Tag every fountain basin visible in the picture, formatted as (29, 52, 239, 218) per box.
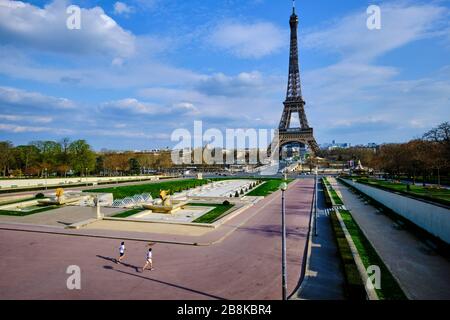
(142, 200, 188, 214)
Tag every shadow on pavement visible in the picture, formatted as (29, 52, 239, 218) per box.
(97, 255, 140, 273)
(237, 224, 308, 239)
(112, 269, 226, 300)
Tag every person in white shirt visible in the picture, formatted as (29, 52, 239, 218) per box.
(117, 241, 126, 264)
(142, 248, 153, 272)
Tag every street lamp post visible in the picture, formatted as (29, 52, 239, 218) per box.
(314, 165, 318, 236)
(44, 168, 48, 190)
(280, 181, 288, 300)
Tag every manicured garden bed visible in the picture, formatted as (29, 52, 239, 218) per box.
(329, 210, 366, 300)
(87, 179, 208, 199)
(112, 208, 145, 218)
(322, 177, 344, 206)
(0, 197, 36, 206)
(0, 205, 61, 217)
(246, 179, 293, 197)
(190, 203, 235, 223)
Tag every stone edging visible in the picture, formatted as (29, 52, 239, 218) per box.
(334, 210, 379, 300)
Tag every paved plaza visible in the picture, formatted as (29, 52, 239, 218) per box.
(0, 179, 314, 300)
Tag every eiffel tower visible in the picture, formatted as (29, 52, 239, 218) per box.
(277, 1, 319, 155)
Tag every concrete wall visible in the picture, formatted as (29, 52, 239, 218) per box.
(0, 176, 161, 189)
(343, 179, 450, 245)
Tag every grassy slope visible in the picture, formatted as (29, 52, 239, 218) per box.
(323, 178, 344, 205)
(359, 178, 450, 205)
(330, 211, 366, 299)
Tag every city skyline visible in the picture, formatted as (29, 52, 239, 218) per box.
(1, 0, 449, 150)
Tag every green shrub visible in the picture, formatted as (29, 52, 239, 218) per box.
(35, 193, 45, 199)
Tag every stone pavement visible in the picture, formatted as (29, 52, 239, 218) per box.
(329, 177, 450, 300)
(0, 179, 314, 300)
(293, 179, 345, 300)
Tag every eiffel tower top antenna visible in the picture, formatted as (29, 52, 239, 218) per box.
(292, 0, 295, 13)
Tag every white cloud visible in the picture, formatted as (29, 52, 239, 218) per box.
(0, 123, 47, 133)
(196, 71, 281, 97)
(100, 98, 159, 115)
(0, 114, 53, 123)
(0, 86, 76, 110)
(113, 2, 134, 16)
(209, 22, 287, 58)
(0, 46, 201, 89)
(100, 98, 199, 116)
(0, 0, 136, 58)
(0, 123, 72, 134)
(298, 2, 450, 144)
(303, 2, 449, 62)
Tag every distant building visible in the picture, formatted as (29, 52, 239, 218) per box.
(321, 140, 351, 150)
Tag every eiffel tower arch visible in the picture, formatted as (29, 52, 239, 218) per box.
(274, 2, 319, 158)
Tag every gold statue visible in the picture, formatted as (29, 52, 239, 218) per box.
(159, 190, 172, 207)
(55, 188, 64, 203)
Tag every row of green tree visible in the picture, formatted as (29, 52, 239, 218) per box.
(0, 138, 178, 177)
(0, 139, 96, 177)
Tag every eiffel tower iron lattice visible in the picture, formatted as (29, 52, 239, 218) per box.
(276, 2, 319, 155)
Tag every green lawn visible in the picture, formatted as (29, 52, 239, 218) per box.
(112, 208, 145, 218)
(246, 179, 293, 197)
(356, 178, 450, 206)
(190, 203, 235, 223)
(0, 205, 60, 217)
(339, 209, 407, 300)
(330, 210, 366, 299)
(0, 197, 36, 206)
(86, 179, 208, 199)
(323, 178, 344, 206)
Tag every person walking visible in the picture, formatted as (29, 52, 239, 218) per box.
(142, 247, 153, 272)
(117, 241, 126, 264)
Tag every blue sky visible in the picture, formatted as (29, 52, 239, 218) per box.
(0, 0, 449, 150)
